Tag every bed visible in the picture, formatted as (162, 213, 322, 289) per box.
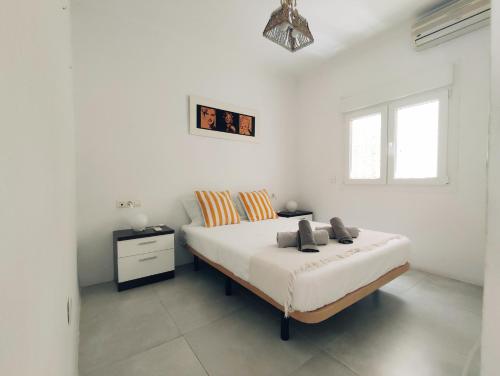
(182, 217, 410, 340)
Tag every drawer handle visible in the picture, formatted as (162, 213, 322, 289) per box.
(138, 240, 157, 246)
(138, 256, 158, 262)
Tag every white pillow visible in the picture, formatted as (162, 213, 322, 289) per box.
(181, 195, 204, 225)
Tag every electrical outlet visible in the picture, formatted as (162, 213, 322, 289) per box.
(116, 200, 142, 208)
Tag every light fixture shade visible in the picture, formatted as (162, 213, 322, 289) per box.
(129, 213, 148, 232)
(263, 0, 314, 52)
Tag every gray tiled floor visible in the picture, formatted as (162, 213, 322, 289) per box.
(79, 265, 483, 376)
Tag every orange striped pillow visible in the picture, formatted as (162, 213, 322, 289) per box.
(195, 191, 241, 228)
(238, 190, 278, 222)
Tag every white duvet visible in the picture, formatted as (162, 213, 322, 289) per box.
(182, 218, 410, 313)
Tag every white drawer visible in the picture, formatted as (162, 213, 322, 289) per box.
(117, 234, 174, 258)
(118, 249, 174, 283)
(294, 214, 313, 221)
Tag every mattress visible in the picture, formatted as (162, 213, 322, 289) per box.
(182, 218, 410, 313)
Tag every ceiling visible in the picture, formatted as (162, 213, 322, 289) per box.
(74, 0, 448, 76)
(254, 0, 446, 74)
(292, 0, 444, 56)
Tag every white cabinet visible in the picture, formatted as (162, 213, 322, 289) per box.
(113, 227, 175, 291)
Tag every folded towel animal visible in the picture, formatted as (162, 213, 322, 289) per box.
(315, 226, 359, 240)
(330, 217, 353, 244)
(277, 230, 329, 248)
(297, 220, 320, 252)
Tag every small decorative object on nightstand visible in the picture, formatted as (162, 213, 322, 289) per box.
(285, 200, 298, 212)
(277, 210, 313, 221)
(113, 225, 175, 291)
(129, 213, 148, 232)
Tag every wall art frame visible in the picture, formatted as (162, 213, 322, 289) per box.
(189, 95, 258, 143)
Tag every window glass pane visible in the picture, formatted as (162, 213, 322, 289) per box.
(394, 100, 439, 179)
(350, 113, 381, 180)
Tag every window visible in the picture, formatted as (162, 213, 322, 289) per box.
(346, 106, 387, 184)
(345, 88, 449, 185)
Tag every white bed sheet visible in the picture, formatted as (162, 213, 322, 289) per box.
(182, 218, 410, 312)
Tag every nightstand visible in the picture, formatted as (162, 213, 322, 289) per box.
(277, 210, 314, 221)
(113, 226, 175, 291)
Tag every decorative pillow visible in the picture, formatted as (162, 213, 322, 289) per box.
(181, 195, 205, 225)
(233, 195, 249, 220)
(238, 189, 278, 222)
(195, 190, 241, 227)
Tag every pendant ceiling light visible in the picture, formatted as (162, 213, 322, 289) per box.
(263, 0, 314, 53)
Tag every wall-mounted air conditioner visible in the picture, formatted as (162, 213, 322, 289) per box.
(412, 0, 491, 50)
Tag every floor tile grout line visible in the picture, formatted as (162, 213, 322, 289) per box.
(292, 323, 362, 374)
(292, 324, 330, 357)
(155, 290, 184, 335)
(154, 280, 251, 336)
(80, 290, 182, 374)
(394, 277, 428, 297)
(80, 335, 184, 375)
(183, 335, 212, 376)
(320, 349, 362, 376)
(283, 342, 323, 376)
(397, 279, 484, 317)
(151, 266, 242, 375)
(179, 301, 248, 336)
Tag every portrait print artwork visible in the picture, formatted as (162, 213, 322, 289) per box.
(190, 96, 258, 142)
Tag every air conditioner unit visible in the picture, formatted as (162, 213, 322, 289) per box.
(412, 0, 491, 50)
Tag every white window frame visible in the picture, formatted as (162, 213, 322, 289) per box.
(344, 88, 449, 185)
(388, 88, 449, 185)
(344, 105, 388, 185)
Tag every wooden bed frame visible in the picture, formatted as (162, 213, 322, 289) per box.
(187, 245, 409, 340)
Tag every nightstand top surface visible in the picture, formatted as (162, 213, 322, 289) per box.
(277, 210, 313, 217)
(113, 225, 174, 242)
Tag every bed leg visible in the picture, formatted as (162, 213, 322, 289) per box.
(373, 289, 380, 306)
(225, 277, 232, 296)
(193, 255, 200, 271)
(281, 315, 290, 341)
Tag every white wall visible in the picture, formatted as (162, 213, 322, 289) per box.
(73, 1, 491, 288)
(481, 1, 500, 374)
(0, 1, 79, 375)
(295, 24, 490, 285)
(73, 0, 299, 286)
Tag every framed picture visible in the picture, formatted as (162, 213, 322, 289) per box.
(189, 95, 258, 142)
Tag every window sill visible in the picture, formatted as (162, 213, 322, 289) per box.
(344, 176, 450, 186)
